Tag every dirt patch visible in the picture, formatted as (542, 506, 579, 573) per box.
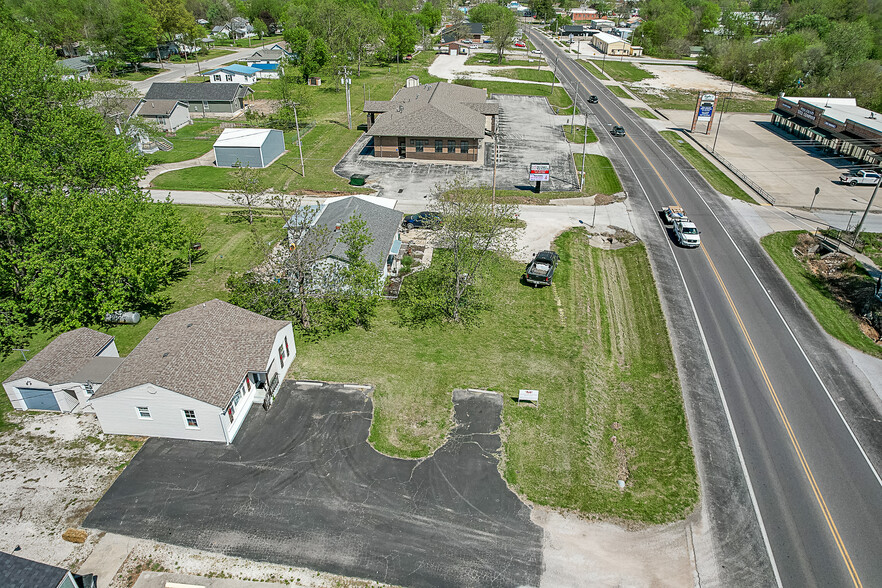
(247, 99, 280, 116)
(631, 64, 758, 96)
(0, 412, 143, 570)
(533, 506, 692, 587)
(594, 192, 627, 206)
(794, 233, 882, 344)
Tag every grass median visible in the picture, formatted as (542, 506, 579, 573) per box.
(495, 68, 558, 83)
(563, 125, 598, 143)
(465, 52, 535, 66)
(574, 154, 623, 195)
(607, 85, 631, 99)
(761, 231, 882, 359)
(577, 60, 609, 80)
(295, 229, 698, 523)
(591, 60, 653, 83)
(659, 131, 755, 203)
(633, 108, 658, 119)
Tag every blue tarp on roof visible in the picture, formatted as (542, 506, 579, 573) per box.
(205, 64, 261, 75)
(250, 63, 278, 71)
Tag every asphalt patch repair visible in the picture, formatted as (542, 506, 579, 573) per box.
(84, 383, 542, 587)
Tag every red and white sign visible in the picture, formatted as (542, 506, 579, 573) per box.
(529, 163, 550, 182)
(518, 389, 539, 402)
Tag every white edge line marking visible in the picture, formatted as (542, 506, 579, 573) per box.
(636, 101, 882, 492)
(534, 35, 785, 585)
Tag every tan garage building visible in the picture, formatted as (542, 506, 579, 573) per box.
(591, 32, 643, 56)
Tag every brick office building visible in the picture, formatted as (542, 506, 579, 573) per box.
(364, 82, 498, 162)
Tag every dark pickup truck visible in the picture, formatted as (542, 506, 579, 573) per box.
(524, 250, 560, 287)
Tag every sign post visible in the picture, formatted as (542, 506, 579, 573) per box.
(529, 162, 550, 193)
(690, 92, 717, 134)
(518, 389, 539, 407)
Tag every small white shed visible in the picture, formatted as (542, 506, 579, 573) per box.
(213, 127, 286, 168)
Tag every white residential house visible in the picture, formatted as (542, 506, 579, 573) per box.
(91, 299, 295, 443)
(2, 328, 122, 413)
(204, 64, 260, 85)
(132, 99, 192, 132)
(244, 49, 291, 79)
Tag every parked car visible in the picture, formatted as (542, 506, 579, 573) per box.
(531, 49, 542, 54)
(839, 170, 881, 186)
(402, 211, 442, 229)
(587, 95, 598, 104)
(515, 42, 526, 48)
(404, 54, 413, 61)
(611, 126, 626, 137)
(524, 250, 560, 287)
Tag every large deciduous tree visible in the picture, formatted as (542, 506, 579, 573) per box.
(0, 25, 187, 355)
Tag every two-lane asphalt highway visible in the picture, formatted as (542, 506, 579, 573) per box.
(526, 30, 882, 586)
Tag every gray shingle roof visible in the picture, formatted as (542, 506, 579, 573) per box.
(93, 300, 290, 408)
(441, 21, 483, 42)
(366, 82, 494, 139)
(0, 550, 70, 588)
(70, 356, 125, 384)
(3, 328, 114, 386)
(247, 49, 288, 61)
(58, 56, 95, 73)
(311, 197, 403, 270)
(144, 82, 251, 103)
(135, 99, 186, 117)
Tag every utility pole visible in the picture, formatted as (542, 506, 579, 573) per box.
(853, 176, 882, 246)
(293, 102, 305, 177)
(341, 67, 352, 130)
(580, 110, 589, 192)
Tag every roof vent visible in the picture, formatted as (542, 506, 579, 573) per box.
(162, 352, 169, 358)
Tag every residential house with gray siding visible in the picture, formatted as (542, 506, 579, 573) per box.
(132, 99, 192, 132)
(144, 82, 252, 117)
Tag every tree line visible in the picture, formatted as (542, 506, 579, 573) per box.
(633, 0, 882, 111)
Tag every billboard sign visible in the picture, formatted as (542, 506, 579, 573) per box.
(529, 162, 550, 182)
(696, 93, 716, 122)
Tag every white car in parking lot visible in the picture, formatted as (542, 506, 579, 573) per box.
(839, 170, 881, 186)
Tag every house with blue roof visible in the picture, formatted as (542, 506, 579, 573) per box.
(205, 64, 261, 85)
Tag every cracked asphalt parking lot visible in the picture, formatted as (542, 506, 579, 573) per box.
(84, 383, 543, 587)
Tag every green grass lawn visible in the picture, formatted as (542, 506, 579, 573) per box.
(577, 60, 610, 80)
(633, 108, 658, 119)
(465, 52, 535, 66)
(607, 85, 631, 99)
(110, 67, 162, 81)
(0, 204, 282, 429)
(591, 60, 653, 83)
(216, 35, 285, 49)
(563, 124, 598, 143)
(151, 124, 365, 193)
(631, 87, 776, 112)
(495, 68, 558, 83)
(295, 229, 698, 523)
(574, 154, 623, 195)
(455, 79, 577, 114)
(146, 119, 224, 164)
(762, 231, 882, 359)
(659, 131, 755, 204)
(168, 49, 235, 63)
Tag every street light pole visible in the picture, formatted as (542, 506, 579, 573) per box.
(853, 176, 882, 246)
(293, 103, 305, 177)
(711, 71, 737, 153)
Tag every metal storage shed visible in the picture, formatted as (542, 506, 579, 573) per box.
(213, 128, 286, 168)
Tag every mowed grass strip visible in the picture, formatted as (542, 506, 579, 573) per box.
(148, 119, 224, 164)
(577, 59, 609, 79)
(592, 60, 653, 83)
(633, 108, 658, 119)
(495, 68, 558, 83)
(295, 229, 698, 522)
(607, 85, 631, 99)
(574, 154, 623, 195)
(455, 79, 577, 114)
(761, 231, 882, 359)
(465, 52, 534, 66)
(659, 131, 755, 203)
(631, 87, 776, 112)
(563, 125, 598, 143)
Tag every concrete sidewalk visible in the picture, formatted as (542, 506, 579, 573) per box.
(134, 571, 284, 588)
(78, 532, 142, 587)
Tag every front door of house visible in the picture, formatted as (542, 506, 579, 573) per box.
(398, 137, 406, 158)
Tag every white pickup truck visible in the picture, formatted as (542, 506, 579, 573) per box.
(839, 170, 881, 186)
(661, 206, 701, 247)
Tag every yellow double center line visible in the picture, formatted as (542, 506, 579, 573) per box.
(545, 43, 863, 586)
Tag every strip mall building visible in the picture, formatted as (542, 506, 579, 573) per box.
(771, 96, 882, 167)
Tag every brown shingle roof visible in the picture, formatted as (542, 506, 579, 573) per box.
(366, 82, 496, 139)
(93, 300, 290, 407)
(3, 328, 114, 385)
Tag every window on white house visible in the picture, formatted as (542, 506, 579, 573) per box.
(279, 344, 285, 365)
(225, 74, 233, 81)
(213, 74, 222, 81)
(137, 406, 151, 419)
(183, 409, 198, 428)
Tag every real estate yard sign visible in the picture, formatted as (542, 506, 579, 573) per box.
(690, 92, 718, 134)
(529, 162, 550, 193)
